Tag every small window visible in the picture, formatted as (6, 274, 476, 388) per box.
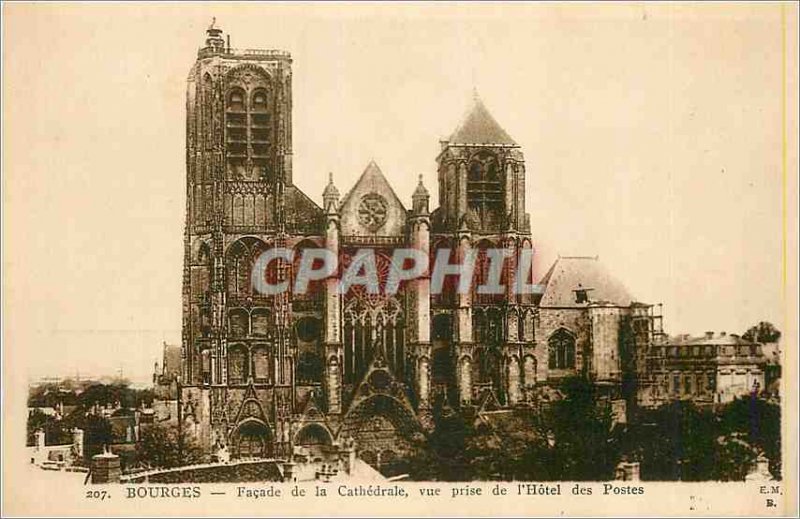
(468, 161, 482, 181)
(228, 90, 245, 111)
(252, 90, 268, 111)
(548, 329, 576, 370)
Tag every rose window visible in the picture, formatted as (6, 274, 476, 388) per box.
(357, 193, 388, 230)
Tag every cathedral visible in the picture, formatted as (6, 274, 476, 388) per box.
(179, 24, 660, 468)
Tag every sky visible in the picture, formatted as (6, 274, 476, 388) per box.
(3, 3, 797, 385)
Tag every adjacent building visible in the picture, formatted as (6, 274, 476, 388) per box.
(642, 331, 766, 406)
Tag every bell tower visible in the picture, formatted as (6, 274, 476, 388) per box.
(431, 94, 534, 408)
(182, 21, 295, 386)
(435, 94, 529, 233)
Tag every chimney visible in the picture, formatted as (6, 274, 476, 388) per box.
(705, 331, 714, 340)
(720, 331, 726, 337)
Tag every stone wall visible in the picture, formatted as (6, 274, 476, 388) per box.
(537, 307, 590, 381)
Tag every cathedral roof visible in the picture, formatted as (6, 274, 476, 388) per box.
(449, 95, 517, 146)
(339, 160, 406, 212)
(539, 256, 635, 308)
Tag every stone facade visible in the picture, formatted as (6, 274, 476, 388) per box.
(642, 332, 767, 406)
(179, 24, 663, 465)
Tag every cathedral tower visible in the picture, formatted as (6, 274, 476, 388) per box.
(181, 23, 324, 459)
(183, 22, 296, 388)
(430, 94, 536, 408)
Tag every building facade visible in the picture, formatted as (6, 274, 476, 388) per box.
(643, 332, 767, 406)
(179, 25, 663, 465)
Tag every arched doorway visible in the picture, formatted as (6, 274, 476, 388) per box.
(340, 394, 419, 475)
(231, 419, 272, 459)
(295, 423, 333, 446)
(294, 423, 334, 463)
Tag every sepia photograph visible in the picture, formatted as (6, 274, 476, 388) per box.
(2, 2, 798, 517)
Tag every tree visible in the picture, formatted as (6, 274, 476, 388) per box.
(543, 377, 619, 480)
(82, 414, 113, 457)
(135, 423, 204, 470)
(632, 401, 718, 481)
(718, 396, 781, 479)
(742, 322, 781, 343)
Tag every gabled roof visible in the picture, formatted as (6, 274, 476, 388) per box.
(339, 160, 407, 212)
(449, 96, 517, 146)
(539, 256, 634, 308)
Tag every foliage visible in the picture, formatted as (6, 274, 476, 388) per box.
(82, 414, 113, 457)
(629, 396, 781, 481)
(27, 384, 78, 408)
(406, 377, 618, 481)
(405, 378, 781, 482)
(77, 383, 153, 409)
(405, 410, 474, 481)
(28, 381, 154, 410)
(542, 377, 619, 480)
(742, 321, 781, 343)
(26, 409, 72, 446)
(718, 396, 781, 479)
(135, 423, 205, 470)
(632, 401, 717, 480)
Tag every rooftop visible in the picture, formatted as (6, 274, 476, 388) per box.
(539, 256, 635, 308)
(447, 95, 517, 146)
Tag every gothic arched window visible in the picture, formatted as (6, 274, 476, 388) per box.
(342, 295, 403, 385)
(473, 239, 506, 304)
(224, 69, 273, 184)
(431, 238, 457, 307)
(467, 151, 504, 228)
(431, 314, 453, 385)
(250, 88, 270, 162)
(548, 328, 576, 370)
(228, 89, 245, 111)
(251, 308, 271, 337)
(226, 87, 247, 179)
(252, 90, 267, 109)
(228, 345, 249, 384)
(252, 345, 271, 383)
(228, 308, 249, 337)
(226, 237, 272, 300)
(291, 239, 324, 302)
(296, 317, 323, 384)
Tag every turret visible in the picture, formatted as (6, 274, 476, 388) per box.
(411, 175, 430, 216)
(323, 172, 340, 215)
(409, 175, 432, 409)
(323, 172, 342, 414)
(204, 18, 226, 53)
